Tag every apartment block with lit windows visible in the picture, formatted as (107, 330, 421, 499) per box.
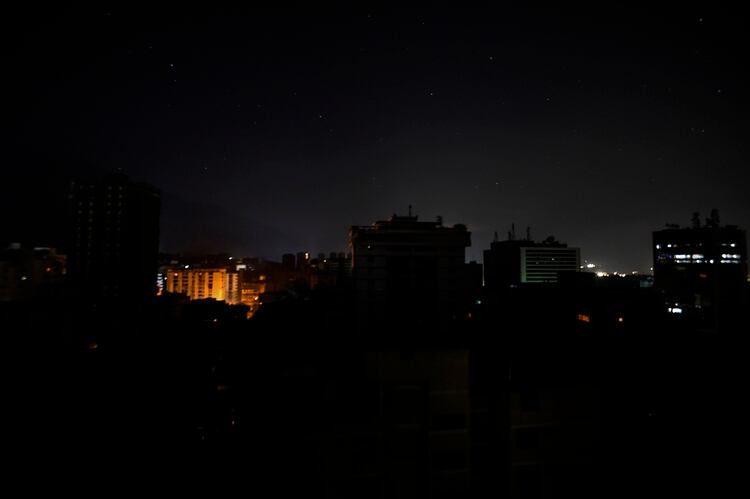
(653, 214, 747, 330)
(164, 267, 240, 304)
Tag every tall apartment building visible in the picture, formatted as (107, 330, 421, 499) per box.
(66, 173, 160, 303)
(164, 267, 240, 304)
(349, 213, 472, 322)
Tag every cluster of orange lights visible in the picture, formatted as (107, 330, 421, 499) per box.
(577, 313, 625, 324)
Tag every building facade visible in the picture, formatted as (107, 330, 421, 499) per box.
(66, 173, 160, 303)
(484, 236, 580, 290)
(164, 267, 240, 304)
(653, 218, 747, 328)
(349, 213, 472, 322)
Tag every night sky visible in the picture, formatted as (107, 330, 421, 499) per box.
(7, 6, 749, 272)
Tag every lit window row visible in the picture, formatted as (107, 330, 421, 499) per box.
(657, 243, 704, 249)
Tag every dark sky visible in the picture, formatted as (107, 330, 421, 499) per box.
(6, 6, 749, 271)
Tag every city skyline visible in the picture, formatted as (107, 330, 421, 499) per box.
(7, 6, 749, 274)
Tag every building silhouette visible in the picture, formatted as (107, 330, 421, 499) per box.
(296, 251, 310, 270)
(319, 350, 472, 497)
(653, 211, 747, 330)
(349, 212, 472, 323)
(65, 173, 160, 304)
(282, 253, 296, 270)
(483, 227, 580, 290)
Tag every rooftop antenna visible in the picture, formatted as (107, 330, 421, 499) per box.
(691, 212, 701, 229)
(408, 204, 412, 217)
(511, 222, 516, 241)
(526, 226, 531, 241)
(494, 231, 499, 242)
(709, 208, 720, 227)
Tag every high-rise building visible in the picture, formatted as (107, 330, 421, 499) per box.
(320, 349, 471, 496)
(282, 253, 296, 270)
(484, 230, 580, 290)
(296, 251, 310, 270)
(163, 267, 240, 304)
(652, 212, 747, 328)
(349, 213, 472, 322)
(65, 173, 160, 303)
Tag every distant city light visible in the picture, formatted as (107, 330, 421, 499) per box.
(577, 313, 591, 323)
(586, 263, 596, 269)
(668, 307, 683, 314)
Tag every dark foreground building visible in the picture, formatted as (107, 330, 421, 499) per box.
(349, 212, 476, 324)
(65, 173, 161, 305)
(652, 212, 747, 331)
